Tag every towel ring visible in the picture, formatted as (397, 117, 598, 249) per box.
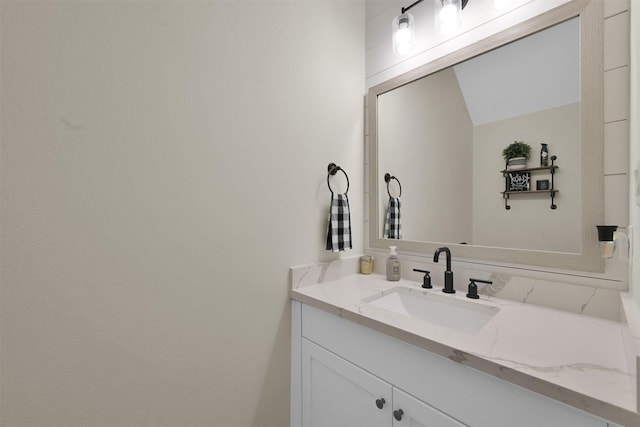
(327, 163, 350, 194)
(384, 173, 402, 198)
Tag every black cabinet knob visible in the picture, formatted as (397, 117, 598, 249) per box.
(375, 398, 385, 409)
(393, 409, 404, 421)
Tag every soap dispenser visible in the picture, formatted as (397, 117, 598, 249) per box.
(386, 246, 401, 281)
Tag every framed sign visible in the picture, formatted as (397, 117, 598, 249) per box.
(507, 172, 530, 192)
(536, 179, 550, 190)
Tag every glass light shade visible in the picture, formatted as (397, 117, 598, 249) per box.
(392, 13, 415, 55)
(435, 0, 462, 35)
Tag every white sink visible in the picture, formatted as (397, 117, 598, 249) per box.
(362, 286, 499, 334)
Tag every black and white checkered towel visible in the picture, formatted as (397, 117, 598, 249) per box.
(326, 193, 352, 252)
(383, 197, 401, 239)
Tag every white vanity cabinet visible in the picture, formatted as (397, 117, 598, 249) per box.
(292, 301, 615, 427)
(302, 338, 390, 427)
(302, 338, 466, 427)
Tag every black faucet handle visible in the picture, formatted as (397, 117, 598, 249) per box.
(467, 278, 492, 299)
(413, 269, 432, 289)
(470, 278, 493, 285)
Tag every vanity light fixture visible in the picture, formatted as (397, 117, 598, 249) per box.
(392, 4, 418, 54)
(392, 0, 470, 54)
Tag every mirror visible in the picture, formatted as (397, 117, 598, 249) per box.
(368, 0, 604, 272)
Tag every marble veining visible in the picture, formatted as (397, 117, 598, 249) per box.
(361, 253, 623, 321)
(483, 356, 631, 377)
(480, 272, 511, 296)
(522, 285, 536, 303)
(290, 256, 360, 289)
(290, 273, 640, 426)
(581, 287, 598, 314)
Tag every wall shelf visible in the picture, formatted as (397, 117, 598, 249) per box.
(501, 156, 558, 210)
(502, 190, 558, 195)
(500, 165, 558, 174)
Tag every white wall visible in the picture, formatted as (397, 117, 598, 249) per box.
(377, 68, 473, 242)
(0, 1, 365, 426)
(472, 104, 581, 252)
(630, 0, 640, 311)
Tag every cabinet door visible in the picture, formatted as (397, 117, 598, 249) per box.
(393, 388, 468, 427)
(302, 339, 391, 427)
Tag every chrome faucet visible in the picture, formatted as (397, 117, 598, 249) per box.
(433, 247, 455, 294)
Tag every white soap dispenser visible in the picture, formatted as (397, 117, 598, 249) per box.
(386, 246, 401, 281)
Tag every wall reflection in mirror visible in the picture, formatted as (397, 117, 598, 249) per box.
(377, 17, 580, 253)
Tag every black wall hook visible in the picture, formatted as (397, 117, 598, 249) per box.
(384, 173, 402, 198)
(327, 163, 350, 194)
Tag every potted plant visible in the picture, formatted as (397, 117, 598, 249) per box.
(502, 141, 532, 170)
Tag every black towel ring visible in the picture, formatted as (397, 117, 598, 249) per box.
(327, 163, 350, 194)
(384, 173, 402, 198)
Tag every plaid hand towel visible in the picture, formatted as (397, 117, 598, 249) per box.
(383, 197, 401, 239)
(326, 193, 352, 252)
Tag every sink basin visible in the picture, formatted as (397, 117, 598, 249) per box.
(362, 287, 499, 334)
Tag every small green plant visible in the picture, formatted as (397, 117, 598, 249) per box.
(502, 141, 532, 161)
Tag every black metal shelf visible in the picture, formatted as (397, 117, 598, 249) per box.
(501, 156, 558, 210)
(502, 189, 558, 195)
(500, 165, 558, 174)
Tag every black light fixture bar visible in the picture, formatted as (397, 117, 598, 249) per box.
(401, 0, 424, 14)
(402, 0, 469, 14)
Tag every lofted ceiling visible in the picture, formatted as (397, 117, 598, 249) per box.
(453, 17, 579, 126)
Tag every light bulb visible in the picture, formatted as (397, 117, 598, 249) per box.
(395, 25, 411, 44)
(439, 4, 458, 21)
(435, 0, 461, 35)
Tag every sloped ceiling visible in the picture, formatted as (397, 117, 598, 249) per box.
(453, 17, 579, 126)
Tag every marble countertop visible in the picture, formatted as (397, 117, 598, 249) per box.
(290, 273, 639, 426)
